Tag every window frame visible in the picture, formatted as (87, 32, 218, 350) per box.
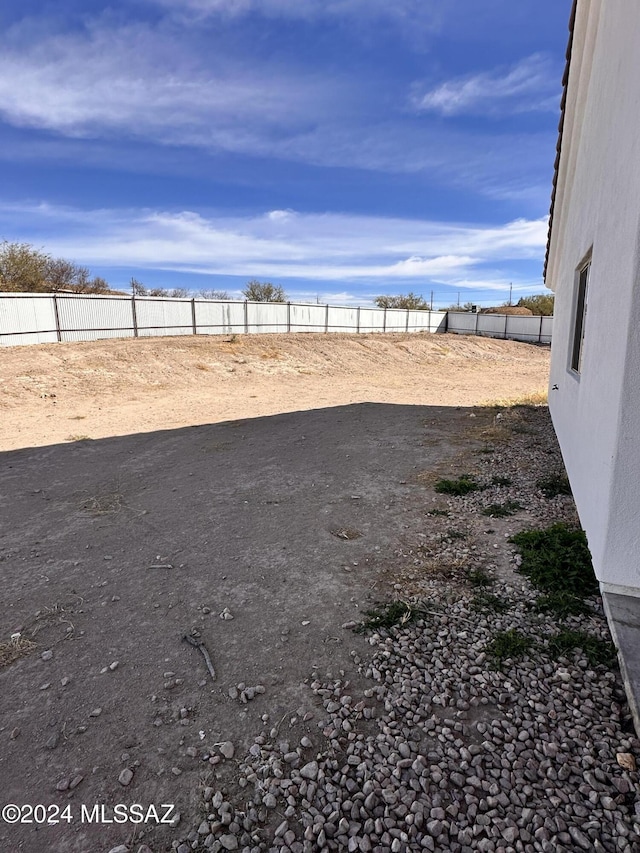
(570, 255, 591, 374)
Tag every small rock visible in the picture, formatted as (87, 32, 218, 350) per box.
(41, 650, 53, 661)
(61, 677, 71, 686)
(45, 733, 59, 750)
(219, 835, 238, 850)
(300, 761, 319, 780)
(219, 741, 235, 759)
(69, 775, 84, 790)
(219, 608, 234, 620)
(118, 768, 134, 786)
(56, 779, 70, 791)
(89, 708, 102, 718)
(109, 661, 119, 671)
(10, 728, 20, 740)
(616, 752, 636, 771)
(108, 846, 129, 853)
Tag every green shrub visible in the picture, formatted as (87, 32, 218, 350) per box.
(481, 500, 522, 518)
(547, 630, 616, 667)
(355, 601, 425, 633)
(491, 475, 512, 486)
(533, 591, 592, 618)
(471, 592, 509, 613)
(434, 475, 481, 496)
(510, 523, 597, 597)
(468, 569, 492, 588)
(487, 629, 532, 663)
(536, 472, 572, 498)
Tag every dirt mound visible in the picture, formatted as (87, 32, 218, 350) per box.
(0, 332, 550, 450)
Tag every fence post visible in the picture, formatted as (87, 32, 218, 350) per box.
(539, 314, 543, 343)
(52, 293, 62, 342)
(325, 303, 329, 333)
(504, 313, 508, 340)
(191, 298, 197, 336)
(287, 301, 291, 333)
(131, 296, 138, 337)
(475, 310, 479, 336)
(444, 310, 449, 333)
(244, 300, 249, 335)
(383, 306, 387, 333)
(405, 309, 409, 333)
(356, 306, 361, 333)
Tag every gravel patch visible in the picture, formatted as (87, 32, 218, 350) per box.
(169, 406, 640, 853)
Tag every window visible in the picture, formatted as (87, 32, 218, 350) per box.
(570, 259, 590, 373)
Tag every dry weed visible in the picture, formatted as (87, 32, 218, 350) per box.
(480, 389, 548, 408)
(0, 634, 37, 669)
(28, 599, 82, 640)
(331, 527, 362, 540)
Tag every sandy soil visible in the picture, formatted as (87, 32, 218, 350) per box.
(0, 333, 555, 853)
(0, 333, 549, 450)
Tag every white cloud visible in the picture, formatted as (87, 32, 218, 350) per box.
(0, 201, 547, 287)
(413, 54, 559, 117)
(0, 23, 334, 144)
(0, 19, 555, 203)
(148, 0, 443, 29)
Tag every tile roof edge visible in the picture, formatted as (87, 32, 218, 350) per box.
(543, 0, 579, 284)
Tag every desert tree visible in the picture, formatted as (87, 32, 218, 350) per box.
(198, 289, 230, 300)
(374, 292, 429, 310)
(0, 241, 51, 292)
(516, 294, 555, 316)
(242, 280, 287, 302)
(0, 241, 112, 293)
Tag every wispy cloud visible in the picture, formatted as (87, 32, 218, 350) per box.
(412, 54, 560, 117)
(148, 0, 444, 30)
(0, 20, 554, 203)
(0, 23, 334, 143)
(0, 201, 547, 287)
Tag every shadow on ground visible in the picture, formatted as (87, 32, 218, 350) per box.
(0, 402, 490, 853)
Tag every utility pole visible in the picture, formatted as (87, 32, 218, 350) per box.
(509, 282, 513, 306)
(430, 290, 434, 310)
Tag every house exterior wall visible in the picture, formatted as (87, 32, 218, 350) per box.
(547, 0, 640, 591)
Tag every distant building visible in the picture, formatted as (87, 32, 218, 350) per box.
(545, 0, 640, 727)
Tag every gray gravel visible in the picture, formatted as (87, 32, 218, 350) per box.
(171, 406, 640, 853)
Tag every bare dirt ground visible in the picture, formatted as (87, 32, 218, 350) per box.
(0, 334, 553, 853)
(0, 333, 549, 451)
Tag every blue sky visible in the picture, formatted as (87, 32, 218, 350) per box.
(0, 0, 573, 306)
